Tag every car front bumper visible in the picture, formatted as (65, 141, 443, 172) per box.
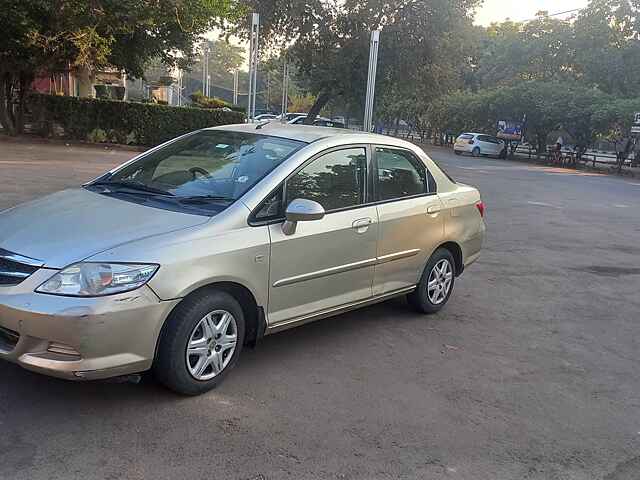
(0, 269, 179, 381)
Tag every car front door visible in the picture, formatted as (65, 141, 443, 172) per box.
(372, 146, 444, 296)
(267, 146, 379, 327)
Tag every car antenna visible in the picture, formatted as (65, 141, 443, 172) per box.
(255, 121, 270, 130)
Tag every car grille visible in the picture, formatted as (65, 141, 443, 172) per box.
(0, 249, 43, 286)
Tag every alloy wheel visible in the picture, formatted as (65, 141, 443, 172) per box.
(426, 259, 453, 305)
(186, 310, 238, 381)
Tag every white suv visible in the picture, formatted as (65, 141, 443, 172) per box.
(454, 133, 505, 158)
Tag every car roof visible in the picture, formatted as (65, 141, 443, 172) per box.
(209, 122, 387, 144)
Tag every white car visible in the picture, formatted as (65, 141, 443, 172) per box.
(279, 113, 308, 122)
(253, 114, 278, 121)
(287, 115, 332, 125)
(454, 133, 505, 158)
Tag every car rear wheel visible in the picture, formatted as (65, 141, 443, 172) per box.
(471, 147, 481, 157)
(154, 289, 245, 395)
(407, 248, 456, 314)
(454, 150, 462, 156)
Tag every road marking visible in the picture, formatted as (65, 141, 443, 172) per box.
(527, 201, 560, 208)
(613, 204, 630, 208)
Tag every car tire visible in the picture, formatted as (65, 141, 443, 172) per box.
(407, 248, 456, 314)
(454, 150, 462, 156)
(471, 147, 481, 157)
(154, 289, 245, 396)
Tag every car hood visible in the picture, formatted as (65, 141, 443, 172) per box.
(0, 189, 209, 268)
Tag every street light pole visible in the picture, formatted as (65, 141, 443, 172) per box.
(281, 58, 289, 121)
(202, 42, 209, 96)
(363, 30, 381, 132)
(233, 70, 239, 106)
(247, 13, 260, 120)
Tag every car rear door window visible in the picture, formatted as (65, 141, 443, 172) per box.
(375, 147, 428, 201)
(286, 148, 367, 212)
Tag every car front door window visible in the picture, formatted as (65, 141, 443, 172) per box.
(375, 147, 428, 201)
(286, 148, 367, 211)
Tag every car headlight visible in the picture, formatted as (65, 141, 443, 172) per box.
(36, 263, 159, 297)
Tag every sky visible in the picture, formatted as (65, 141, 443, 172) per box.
(474, 0, 589, 26)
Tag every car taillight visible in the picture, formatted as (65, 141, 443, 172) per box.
(476, 201, 485, 218)
(468, 139, 475, 144)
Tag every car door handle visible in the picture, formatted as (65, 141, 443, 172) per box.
(352, 218, 373, 233)
(427, 205, 441, 214)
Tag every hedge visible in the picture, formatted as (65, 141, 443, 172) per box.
(29, 94, 246, 147)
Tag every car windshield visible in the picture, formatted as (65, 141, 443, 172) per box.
(88, 130, 305, 214)
(459, 134, 474, 140)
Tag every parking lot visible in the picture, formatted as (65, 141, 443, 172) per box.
(1, 138, 640, 480)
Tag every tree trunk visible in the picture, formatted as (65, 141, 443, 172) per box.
(16, 74, 29, 135)
(0, 73, 16, 136)
(303, 91, 331, 124)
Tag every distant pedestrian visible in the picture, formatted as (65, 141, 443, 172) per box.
(552, 141, 562, 165)
(616, 136, 632, 173)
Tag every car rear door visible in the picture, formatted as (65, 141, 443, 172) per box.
(266, 146, 379, 326)
(372, 146, 444, 295)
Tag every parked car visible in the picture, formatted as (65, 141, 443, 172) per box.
(253, 114, 278, 121)
(288, 115, 327, 125)
(0, 124, 485, 395)
(280, 112, 308, 122)
(288, 116, 345, 128)
(313, 119, 346, 128)
(454, 133, 506, 158)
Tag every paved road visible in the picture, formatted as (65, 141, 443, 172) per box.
(1, 139, 640, 480)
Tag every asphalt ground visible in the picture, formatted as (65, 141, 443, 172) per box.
(1, 138, 639, 480)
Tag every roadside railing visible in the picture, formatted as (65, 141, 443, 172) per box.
(511, 145, 637, 169)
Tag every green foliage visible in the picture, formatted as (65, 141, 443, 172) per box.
(0, 0, 242, 134)
(189, 91, 245, 113)
(430, 1, 640, 147)
(289, 94, 316, 113)
(30, 94, 245, 147)
(235, 0, 480, 120)
(427, 81, 621, 150)
(94, 85, 126, 101)
(86, 128, 108, 143)
(190, 91, 232, 109)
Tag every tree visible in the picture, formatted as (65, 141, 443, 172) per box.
(185, 39, 246, 99)
(428, 81, 612, 152)
(472, 14, 576, 88)
(234, 0, 480, 124)
(573, 0, 640, 96)
(0, 0, 240, 134)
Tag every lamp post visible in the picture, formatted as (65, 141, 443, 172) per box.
(363, 30, 381, 132)
(233, 70, 239, 106)
(281, 58, 289, 121)
(247, 13, 260, 120)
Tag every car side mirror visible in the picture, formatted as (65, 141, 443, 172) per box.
(282, 198, 325, 235)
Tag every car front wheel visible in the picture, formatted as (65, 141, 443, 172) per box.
(408, 248, 456, 314)
(154, 289, 245, 395)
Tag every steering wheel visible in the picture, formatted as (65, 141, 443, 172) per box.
(189, 167, 210, 179)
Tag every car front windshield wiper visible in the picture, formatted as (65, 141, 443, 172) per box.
(90, 180, 174, 197)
